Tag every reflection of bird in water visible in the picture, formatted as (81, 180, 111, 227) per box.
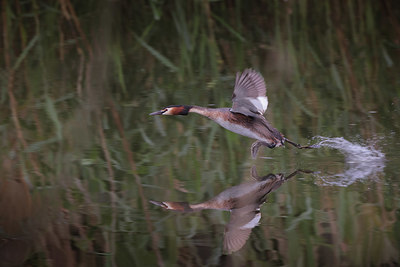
(150, 167, 312, 254)
(150, 69, 313, 158)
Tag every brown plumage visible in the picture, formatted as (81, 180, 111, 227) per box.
(150, 167, 312, 253)
(150, 69, 313, 158)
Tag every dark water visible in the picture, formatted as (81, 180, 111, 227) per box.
(1, 1, 400, 266)
(146, 133, 398, 266)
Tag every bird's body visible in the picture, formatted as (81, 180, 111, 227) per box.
(150, 167, 311, 253)
(189, 106, 284, 148)
(150, 69, 312, 157)
(150, 169, 288, 253)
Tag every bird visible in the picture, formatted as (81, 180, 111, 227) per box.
(150, 69, 313, 158)
(150, 167, 311, 253)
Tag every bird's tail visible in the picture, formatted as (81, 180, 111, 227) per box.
(284, 137, 315, 149)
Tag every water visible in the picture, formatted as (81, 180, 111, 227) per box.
(311, 136, 386, 186)
(1, 1, 400, 266)
(148, 137, 392, 263)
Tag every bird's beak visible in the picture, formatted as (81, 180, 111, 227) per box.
(149, 110, 164, 116)
(149, 200, 168, 209)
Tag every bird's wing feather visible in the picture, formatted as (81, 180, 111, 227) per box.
(223, 207, 261, 253)
(231, 69, 268, 116)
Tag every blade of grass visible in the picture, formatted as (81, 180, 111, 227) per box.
(211, 13, 246, 42)
(330, 64, 348, 104)
(45, 95, 63, 140)
(112, 44, 127, 94)
(133, 33, 179, 72)
(25, 136, 59, 152)
(12, 35, 39, 71)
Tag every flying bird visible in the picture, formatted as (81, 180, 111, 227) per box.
(150, 69, 312, 158)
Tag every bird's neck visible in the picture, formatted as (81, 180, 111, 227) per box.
(189, 200, 230, 211)
(189, 105, 222, 119)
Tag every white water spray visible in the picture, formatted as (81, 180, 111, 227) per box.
(311, 136, 385, 187)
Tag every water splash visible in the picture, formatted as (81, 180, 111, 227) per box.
(311, 136, 385, 187)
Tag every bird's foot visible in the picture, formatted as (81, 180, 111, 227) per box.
(251, 140, 272, 158)
(284, 138, 316, 149)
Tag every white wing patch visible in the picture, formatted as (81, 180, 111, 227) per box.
(248, 96, 268, 114)
(257, 96, 268, 112)
(240, 212, 261, 229)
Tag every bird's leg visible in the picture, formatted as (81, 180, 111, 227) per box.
(284, 138, 315, 149)
(250, 165, 279, 181)
(251, 141, 263, 159)
(251, 140, 271, 158)
(285, 169, 315, 180)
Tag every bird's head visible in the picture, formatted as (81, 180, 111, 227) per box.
(149, 200, 194, 212)
(149, 105, 192, 116)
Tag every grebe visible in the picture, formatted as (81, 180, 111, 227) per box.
(150, 167, 312, 253)
(150, 69, 312, 158)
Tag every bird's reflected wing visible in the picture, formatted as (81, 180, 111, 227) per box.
(223, 227, 252, 254)
(223, 206, 261, 254)
(231, 69, 268, 116)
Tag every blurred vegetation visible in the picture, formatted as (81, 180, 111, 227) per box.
(0, 0, 400, 266)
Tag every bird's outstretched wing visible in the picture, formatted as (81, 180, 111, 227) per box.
(223, 206, 261, 254)
(230, 69, 268, 116)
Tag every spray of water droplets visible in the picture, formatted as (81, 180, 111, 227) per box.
(311, 136, 385, 187)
